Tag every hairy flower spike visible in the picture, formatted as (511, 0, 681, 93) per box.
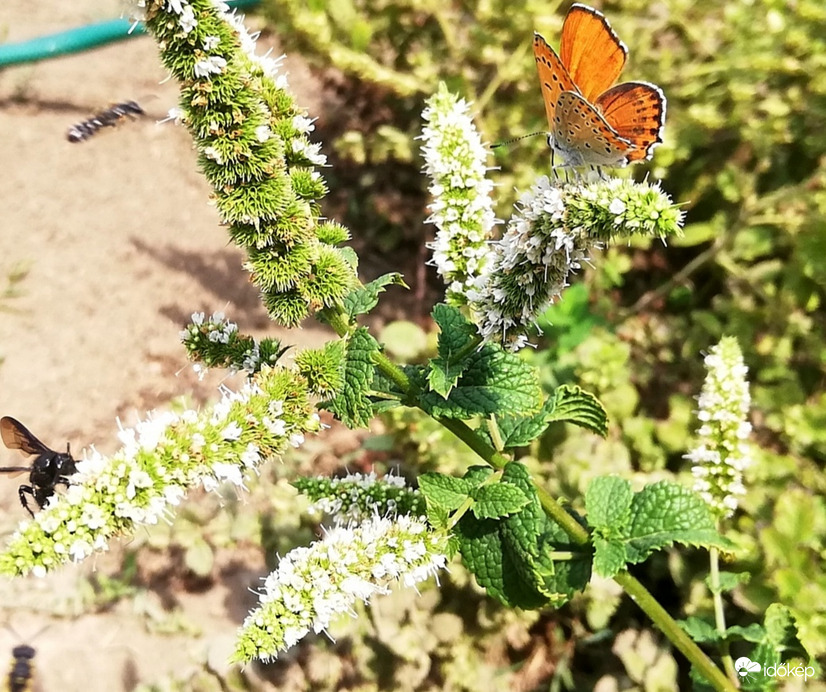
(465, 175, 684, 349)
(685, 337, 752, 520)
(233, 515, 449, 662)
(0, 367, 320, 577)
(180, 311, 287, 376)
(293, 471, 426, 522)
(137, 0, 356, 326)
(420, 84, 496, 303)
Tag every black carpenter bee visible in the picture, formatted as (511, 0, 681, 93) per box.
(7, 643, 35, 692)
(0, 417, 77, 516)
(66, 101, 145, 143)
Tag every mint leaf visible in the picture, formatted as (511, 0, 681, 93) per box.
(500, 463, 590, 605)
(421, 343, 542, 418)
(763, 604, 800, 649)
(419, 473, 473, 511)
(457, 462, 590, 609)
(706, 570, 751, 594)
(725, 624, 769, 644)
(625, 481, 732, 563)
(496, 396, 557, 449)
(456, 513, 548, 609)
(471, 483, 530, 519)
(463, 465, 494, 487)
(680, 616, 722, 644)
(428, 304, 479, 397)
(426, 501, 450, 531)
(593, 536, 627, 578)
(322, 328, 379, 428)
(343, 273, 407, 318)
(585, 476, 633, 533)
(546, 384, 608, 437)
(496, 385, 607, 448)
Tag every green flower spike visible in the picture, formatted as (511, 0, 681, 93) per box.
(137, 0, 356, 326)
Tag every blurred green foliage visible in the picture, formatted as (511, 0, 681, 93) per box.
(262, 0, 826, 687)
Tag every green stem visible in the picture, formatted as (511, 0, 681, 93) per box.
(615, 571, 736, 691)
(710, 547, 737, 683)
(324, 303, 733, 690)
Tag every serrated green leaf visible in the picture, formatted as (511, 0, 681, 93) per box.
(463, 465, 494, 487)
(625, 481, 732, 564)
(456, 513, 548, 609)
(421, 343, 542, 418)
(706, 570, 751, 594)
(585, 476, 633, 533)
(680, 616, 722, 644)
(471, 483, 530, 519)
(322, 328, 379, 428)
(457, 462, 590, 609)
(419, 473, 472, 511)
(343, 273, 407, 318)
(432, 304, 478, 352)
(725, 624, 768, 644)
(763, 604, 803, 650)
(426, 501, 450, 530)
(428, 304, 479, 397)
(592, 536, 627, 578)
(496, 396, 556, 448)
(546, 384, 608, 436)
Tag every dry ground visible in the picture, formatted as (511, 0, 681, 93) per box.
(0, 2, 342, 689)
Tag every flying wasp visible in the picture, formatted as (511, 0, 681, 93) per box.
(6, 643, 35, 692)
(66, 101, 145, 143)
(0, 417, 77, 516)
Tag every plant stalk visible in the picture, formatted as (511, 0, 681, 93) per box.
(326, 302, 734, 691)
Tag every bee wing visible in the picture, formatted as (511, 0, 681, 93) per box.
(0, 417, 51, 456)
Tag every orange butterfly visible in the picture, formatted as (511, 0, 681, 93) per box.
(534, 3, 666, 168)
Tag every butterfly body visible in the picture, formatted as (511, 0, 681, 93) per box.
(534, 4, 665, 168)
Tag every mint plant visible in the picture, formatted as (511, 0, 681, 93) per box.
(0, 1, 813, 689)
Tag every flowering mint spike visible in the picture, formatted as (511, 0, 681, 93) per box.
(685, 337, 752, 520)
(180, 311, 288, 377)
(0, 367, 320, 577)
(233, 515, 449, 662)
(465, 176, 684, 350)
(420, 84, 496, 304)
(134, 0, 356, 326)
(293, 471, 426, 523)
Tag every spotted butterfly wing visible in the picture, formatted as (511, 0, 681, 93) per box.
(559, 4, 627, 104)
(596, 81, 666, 162)
(533, 32, 578, 131)
(552, 91, 633, 168)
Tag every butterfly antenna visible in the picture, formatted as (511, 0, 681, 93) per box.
(490, 131, 547, 150)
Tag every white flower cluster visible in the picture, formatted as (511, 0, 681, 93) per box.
(236, 514, 448, 661)
(420, 86, 496, 302)
(1, 371, 320, 576)
(307, 471, 411, 523)
(466, 176, 596, 350)
(686, 337, 752, 519)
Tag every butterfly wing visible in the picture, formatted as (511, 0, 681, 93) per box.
(560, 3, 627, 104)
(596, 81, 666, 162)
(552, 90, 633, 168)
(533, 32, 578, 130)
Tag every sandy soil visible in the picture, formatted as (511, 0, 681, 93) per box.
(0, 2, 340, 689)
